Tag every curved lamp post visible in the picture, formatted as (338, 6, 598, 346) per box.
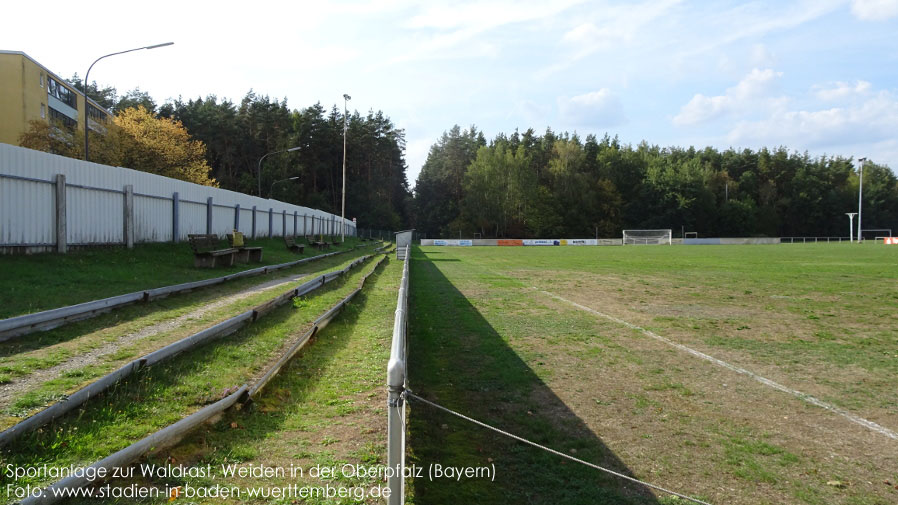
(258, 147, 301, 197)
(83, 42, 174, 161)
(341, 93, 351, 242)
(270, 176, 299, 199)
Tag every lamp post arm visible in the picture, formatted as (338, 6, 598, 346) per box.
(258, 150, 285, 197)
(83, 42, 173, 161)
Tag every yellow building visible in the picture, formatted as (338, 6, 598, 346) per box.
(0, 50, 113, 146)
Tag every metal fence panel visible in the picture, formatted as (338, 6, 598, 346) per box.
(0, 144, 356, 250)
(0, 176, 54, 245)
(134, 194, 172, 242)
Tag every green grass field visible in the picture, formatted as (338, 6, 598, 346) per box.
(0, 236, 365, 319)
(1, 242, 895, 505)
(407, 243, 897, 505)
(0, 252, 389, 503)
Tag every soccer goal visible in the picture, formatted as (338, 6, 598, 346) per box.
(623, 229, 672, 245)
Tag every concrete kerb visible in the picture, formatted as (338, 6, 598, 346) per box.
(0, 252, 377, 448)
(248, 254, 387, 400)
(0, 244, 377, 342)
(15, 251, 389, 504)
(18, 385, 249, 505)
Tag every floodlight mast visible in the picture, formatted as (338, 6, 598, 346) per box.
(857, 157, 866, 243)
(341, 93, 350, 243)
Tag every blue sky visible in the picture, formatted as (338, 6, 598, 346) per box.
(4, 0, 897, 186)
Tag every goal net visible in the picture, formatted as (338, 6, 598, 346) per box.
(623, 229, 672, 245)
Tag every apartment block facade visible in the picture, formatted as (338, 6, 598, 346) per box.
(0, 50, 113, 146)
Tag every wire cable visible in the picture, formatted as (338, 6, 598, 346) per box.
(404, 390, 712, 505)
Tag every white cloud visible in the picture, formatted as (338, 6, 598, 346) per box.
(558, 89, 626, 127)
(673, 68, 783, 126)
(393, 0, 583, 63)
(538, 0, 682, 78)
(514, 99, 553, 126)
(851, 0, 898, 20)
(814, 81, 873, 101)
(749, 44, 776, 68)
(727, 90, 898, 149)
(405, 138, 435, 187)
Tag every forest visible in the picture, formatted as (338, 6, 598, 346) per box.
(413, 126, 898, 239)
(26, 77, 898, 239)
(25, 77, 412, 232)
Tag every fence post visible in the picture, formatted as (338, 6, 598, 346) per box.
(234, 204, 240, 232)
(55, 174, 67, 253)
(268, 208, 273, 239)
(172, 192, 179, 243)
(387, 246, 410, 505)
(251, 206, 257, 239)
(282, 210, 286, 238)
(123, 185, 134, 249)
(206, 197, 214, 235)
(293, 211, 298, 237)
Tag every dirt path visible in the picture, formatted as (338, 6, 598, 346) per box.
(0, 271, 310, 411)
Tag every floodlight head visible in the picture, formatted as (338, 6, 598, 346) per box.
(343, 94, 351, 101)
(287, 146, 301, 152)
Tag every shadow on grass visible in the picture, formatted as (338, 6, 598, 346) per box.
(407, 247, 660, 505)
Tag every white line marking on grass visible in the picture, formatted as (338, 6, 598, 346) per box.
(537, 289, 898, 442)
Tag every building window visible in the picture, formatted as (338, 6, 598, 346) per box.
(88, 103, 107, 124)
(48, 106, 77, 130)
(47, 77, 77, 109)
(39, 73, 44, 88)
(41, 103, 46, 118)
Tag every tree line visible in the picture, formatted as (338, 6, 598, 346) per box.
(413, 126, 898, 239)
(20, 78, 411, 231)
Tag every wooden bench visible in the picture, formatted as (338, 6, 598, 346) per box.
(284, 236, 305, 254)
(227, 231, 263, 263)
(305, 236, 328, 250)
(188, 234, 237, 268)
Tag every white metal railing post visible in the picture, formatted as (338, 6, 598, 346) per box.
(387, 245, 410, 504)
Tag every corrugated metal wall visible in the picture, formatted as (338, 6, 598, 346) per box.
(0, 144, 356, 251)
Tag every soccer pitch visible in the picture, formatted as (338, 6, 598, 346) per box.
(406, 243, 897, 505)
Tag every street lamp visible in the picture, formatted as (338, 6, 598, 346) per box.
(258, 146, 301, 197)
(270, 176, 299, 199)
(857, 157, 866, 243)
(846, 213, 857, 243)
(83, 42, 174, 161)
(341, 93, 351, 243)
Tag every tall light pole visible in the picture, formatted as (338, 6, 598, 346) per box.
(270, 176, 299, 199)
(83, 42, 174, 161)
(846, 213, 857, 243)
(258, 146, 301, 197)
(857, 157, 866, 243)
(341, 94, 351, 243)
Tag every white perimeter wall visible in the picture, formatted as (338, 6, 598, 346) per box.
(0, 143, 354, 249)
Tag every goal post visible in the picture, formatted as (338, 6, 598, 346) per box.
(623, 229, 672, 245)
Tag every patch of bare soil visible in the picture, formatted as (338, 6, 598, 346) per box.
(510, 269, 898, 423)
(0, 272, 310, 411)
(519, 290, 898, 505)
